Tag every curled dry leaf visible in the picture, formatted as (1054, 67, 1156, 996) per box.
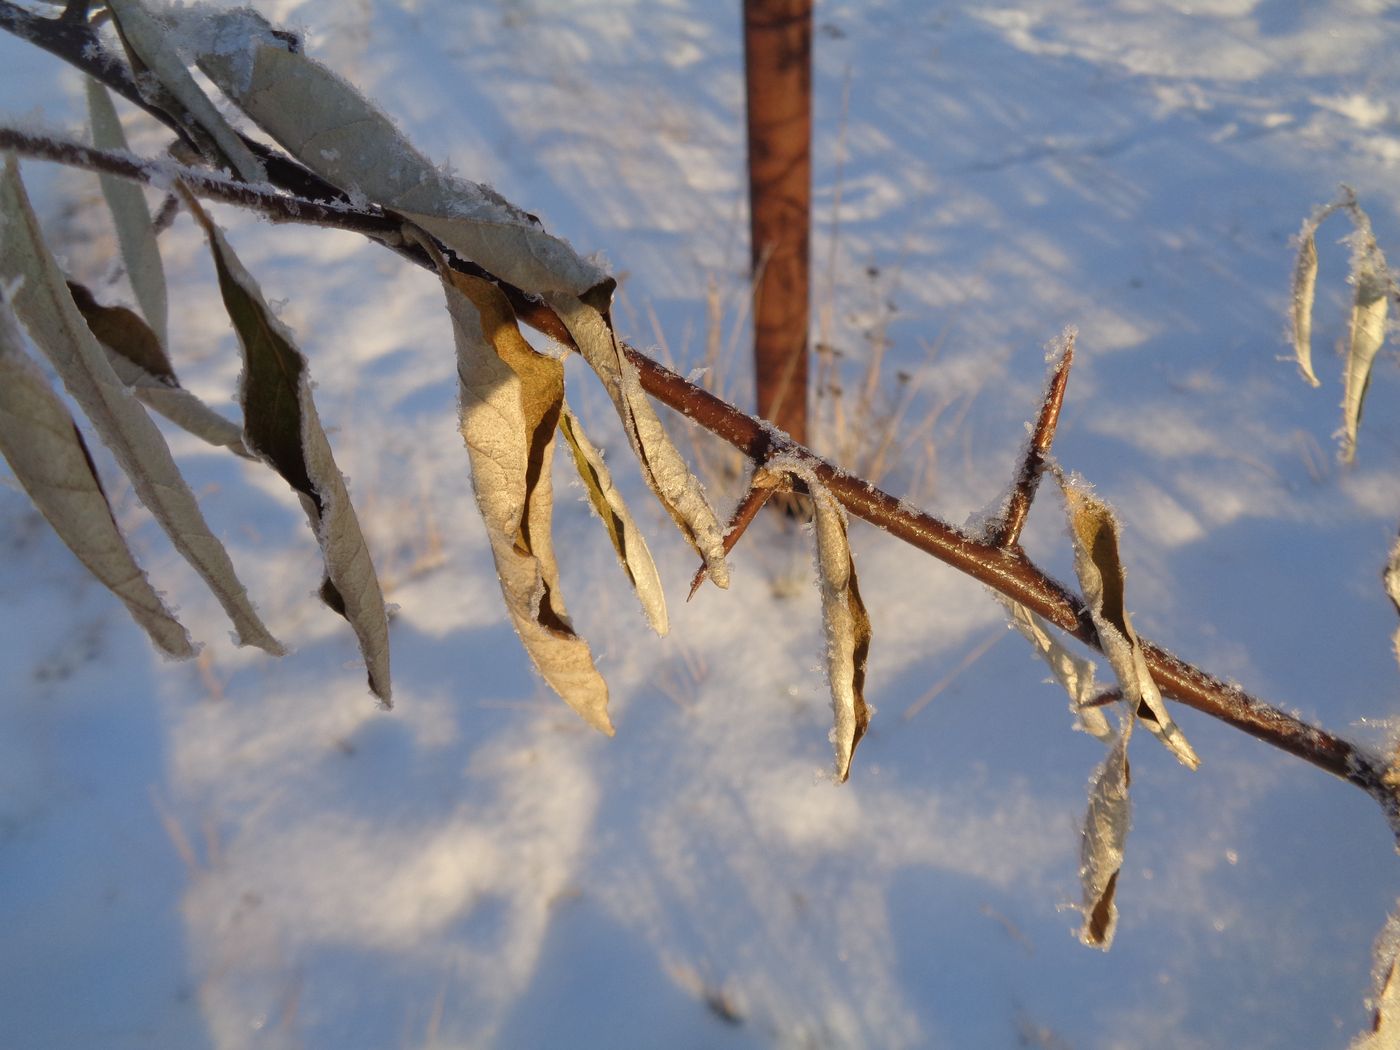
(546, 293, 729, 589)
(558, 403, 668, 637)
(1353, 905, 1400, 1049)
(1079, 714, 1133, 949)
(105, 0, 266, 185)
(1290, 224, 1321, 388)
(67, 280, 248, 456)
(1341, 232, 1390, 464)
(1058, 474, 1199, 769)
(0, 157, 281, 653)
(765, 459, 872, 781)
(428, 252, 613, 734)
(811, 481, 873, 782)
(85, 78, 168, 348)
(999, 596, 1112, 742)
(0, 297, 193, 658)
(189, 20, 608, 298)
(181, 189, 391, 702)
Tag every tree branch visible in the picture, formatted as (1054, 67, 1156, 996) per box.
(3, 12, 1396, 834)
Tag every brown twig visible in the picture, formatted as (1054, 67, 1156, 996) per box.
(991, 331, 1074, 548)
(4, 18, 1398, 835)
(687, 466, 785, 599)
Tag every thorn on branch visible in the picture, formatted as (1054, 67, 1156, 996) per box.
(991, 329, 1075, 548)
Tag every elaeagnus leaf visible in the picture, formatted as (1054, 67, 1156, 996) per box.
(1290, 224, 1321, 388)
(106, 0, 266, 185)
(1058, 473, 1199, 769)
(85, 78, 168, 349)
(0, 293, 193, 658)
(1341, 229, 1390, 464)
(0, 157, 280, 654)
(1352, 906, 1400, 1049)
(67, 280, 247, 457)
(998, 596, 1112, 742)
(188, 20, 608, 298)
(1079, 712, 1133, 949)
(182, 189, 390, 702)
(545, 292, 729, 589)
(765, 457, 872, 782)
(421, 239, 612, 734)
(558, 403, 668, 637)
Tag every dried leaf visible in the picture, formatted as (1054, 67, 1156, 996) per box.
(1341, 234, 1390, 464)
(85, 78, 168, 347)
(0, 296, 193, 658)
(558, 403, 668, 636)
(1059, 475, 1199, 769)
(1290, 226, 1321, 388)
(809, 480, 873, 782)
(106, 0, 265, 185)
(546, 292, 729, 588)
(1079, 714, 1133, 949)
(999, 596, 1112, 742)
(180, 189, 390, 701)
(67, 280, 247, 455)
(1353, 906, 1400, 1049)
(0, 157, 280, 653)
(432, 257, 612, 733)
(192, 29, 607, 297)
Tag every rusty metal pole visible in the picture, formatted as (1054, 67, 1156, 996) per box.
(743, 0, 812, 445)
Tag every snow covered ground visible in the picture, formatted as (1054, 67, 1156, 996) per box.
(3, 0, 1400, 1046)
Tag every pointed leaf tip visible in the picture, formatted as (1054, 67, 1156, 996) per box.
(1059, 475, 1199, 769)
(182, 187, 390, 699)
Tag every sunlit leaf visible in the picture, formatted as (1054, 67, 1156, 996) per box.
(190, 24, 608, 298)
(106, 0, 265, 184)
(0, 295, 193, 658)
(999, 597, 1112, 742)
(1290, 224, 1321, 388)
(1352, 905, 1400, 1048)
(182, 189, 390, 701)
(0, 156, 280, 653)
(546, 292, 729, 588)
(1059, 474, 1199, 769)
(85, 78, 168, 348)
(67, 280, 248, 456)
(429, 252, 613, 734)
(1341, 231, 1390, 464)
(809, 478, 873, 782)
(1079, 713, 1133, 949)
(558, 403, 668, 637)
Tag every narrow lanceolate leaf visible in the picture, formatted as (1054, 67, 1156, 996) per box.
(1079, 715, 1133, 950)
(0, 298, 193, 658)
(546, 293, 729, 588)
(0, 157, 280, 653)
(182, 190, 390, 702)
(85, 78, 168, 347)
(559, 403, 668, 636)
(1059, 475, 1199, 769)
(68, 281, 248, 456)
(1290, 225, 1321, 388)
(1352, 906, 1400, 1049)
(190, 24, 608, 298)
(105, 0, 265, 185)
(809, 479, 873, 782)
(433, 262, 612, 733)
(1341, 235, 1390, 464)
(999, 596, 1112, 742)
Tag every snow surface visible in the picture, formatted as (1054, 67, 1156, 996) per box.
(4, 1, 1400, 1047)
